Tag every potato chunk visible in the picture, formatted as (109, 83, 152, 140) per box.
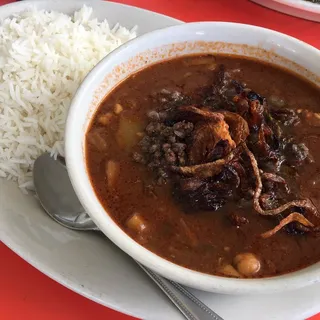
(106, 160, 120, 188)
(217, 264, 242, 278)
(126, 213, 147, 233)
(116, 116, 144, 151)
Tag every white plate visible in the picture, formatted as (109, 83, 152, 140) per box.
(251, 0, 320, 22)
(0, 1, 319, 319)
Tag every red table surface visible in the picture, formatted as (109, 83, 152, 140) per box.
(1, 0, 320, 319)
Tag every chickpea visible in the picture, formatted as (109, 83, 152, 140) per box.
(233, 253, 261, 277)
(98, 113, 112, 126)
(114, 103, 123, 114)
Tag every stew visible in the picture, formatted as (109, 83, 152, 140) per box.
(85, 54, 320, 278)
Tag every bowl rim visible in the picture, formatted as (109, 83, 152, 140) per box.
(65, 21, 320, 294)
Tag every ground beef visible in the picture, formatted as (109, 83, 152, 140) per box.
(133, 110, 194, 184)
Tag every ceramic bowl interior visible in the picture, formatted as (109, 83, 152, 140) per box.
(65, 22, 320, 294)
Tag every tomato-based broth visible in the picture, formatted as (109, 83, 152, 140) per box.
(85, 54, 320, 278)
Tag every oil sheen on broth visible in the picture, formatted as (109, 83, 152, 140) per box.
(85, 54, 320, 278)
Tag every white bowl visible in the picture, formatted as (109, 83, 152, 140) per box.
(65, 21, 320, 294)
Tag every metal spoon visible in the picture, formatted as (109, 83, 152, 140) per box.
(33, 153, 223, 320)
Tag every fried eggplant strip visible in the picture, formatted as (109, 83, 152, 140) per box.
(243, 143, 318, 217)
(261, 213, 314, 239)
(171, 145, 243, 179)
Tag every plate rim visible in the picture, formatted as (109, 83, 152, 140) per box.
(251, 0, 320, 22)
(274, 0, 320, 12)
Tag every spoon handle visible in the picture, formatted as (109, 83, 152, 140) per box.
(137, 262, 224, 320)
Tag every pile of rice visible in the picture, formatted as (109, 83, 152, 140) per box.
(0, 5, 137, 191)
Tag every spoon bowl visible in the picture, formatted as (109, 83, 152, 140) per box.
(33, 153, 98, 231)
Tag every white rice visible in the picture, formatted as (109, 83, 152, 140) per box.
(0, 5, 137, 192)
